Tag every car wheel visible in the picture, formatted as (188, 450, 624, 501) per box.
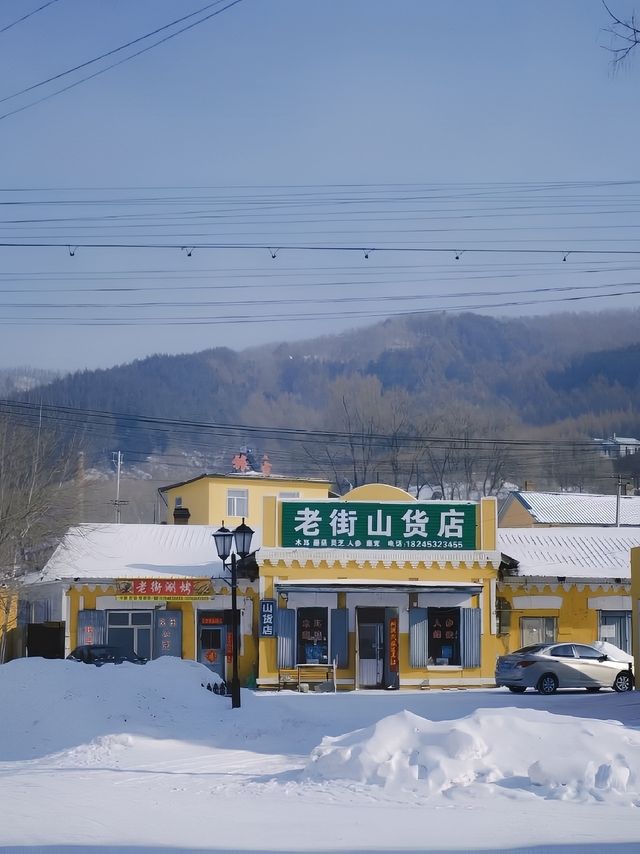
(585, 687, 601, 693)
(508, 686, 526, 694)
(613, 671, 633, 693)
(537, 673, 559, 695)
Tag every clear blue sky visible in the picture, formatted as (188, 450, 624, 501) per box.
(1, 0, 639, 372)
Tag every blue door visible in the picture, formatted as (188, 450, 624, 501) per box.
(197, 612, 226, 680)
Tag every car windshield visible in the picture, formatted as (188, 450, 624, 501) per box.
(512, 644, 547, 655)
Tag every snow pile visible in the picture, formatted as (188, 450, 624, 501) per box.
(0, 656, 223, 761)
(305, 708, 640, 804)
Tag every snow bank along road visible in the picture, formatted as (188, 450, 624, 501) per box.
(1, 657, 640, 853)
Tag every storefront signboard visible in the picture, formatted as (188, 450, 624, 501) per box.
(281, 501, 477, 550)
(260, 599, 277, 637)
(226, 629, 233, 663)
(155, 612, 182, 656)
(115, 578, 213, 600)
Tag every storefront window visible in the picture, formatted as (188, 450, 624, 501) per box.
(428, 608, 460, 665)
(107, 610, 152, 659)
(297, 607, 328, 664)
(520, 616, 556, 648)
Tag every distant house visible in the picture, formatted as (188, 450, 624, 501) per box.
(499, 490, 640, 528)
(158, 472, 331, 528)
(593, 434, 640, 459)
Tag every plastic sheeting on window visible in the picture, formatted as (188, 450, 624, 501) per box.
(460, 608, 481, 668)
(276, 608, 295, 668)
(76, 609, 106, 646)
(409, 607, 429, 667)
(330, 608, 349, 668)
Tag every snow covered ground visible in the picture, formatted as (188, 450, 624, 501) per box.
(2, 657, 640, 853)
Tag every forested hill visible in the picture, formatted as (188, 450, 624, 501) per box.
(15, 308, 640, 460)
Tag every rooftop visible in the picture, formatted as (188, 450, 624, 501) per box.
(27, 523, 262, 584)
(498, 526, 640, 580)
(159, 472, 331, 492)
(501, 490, 640, 526)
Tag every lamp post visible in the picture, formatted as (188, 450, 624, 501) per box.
(213, 518, 254, 709)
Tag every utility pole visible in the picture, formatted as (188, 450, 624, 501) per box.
(615, 475, 628, 527)
(111, 451, 128, 523)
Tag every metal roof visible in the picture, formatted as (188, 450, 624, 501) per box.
(498, 527, 640, 580)
(505, 491, 640, 526)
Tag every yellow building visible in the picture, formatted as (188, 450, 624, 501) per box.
(256, 484, 502, 690)
(0, 589, 18, 663)
(499, 490, 640, 528)
(21, 478, 636, 691)
(18, 523, 260, 686)
(159, 472, 331, 528)
(498, 527, 640, 655)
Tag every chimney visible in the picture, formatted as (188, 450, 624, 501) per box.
(173, 507, 191, 525)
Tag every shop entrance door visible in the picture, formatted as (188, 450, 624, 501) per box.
(357, 608, 385, 688)
(197, 612, 226, 680)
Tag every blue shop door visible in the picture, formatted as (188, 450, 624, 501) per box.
(197, 612, 226, 680)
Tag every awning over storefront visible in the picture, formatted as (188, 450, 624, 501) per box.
(274, 579, 484, 595)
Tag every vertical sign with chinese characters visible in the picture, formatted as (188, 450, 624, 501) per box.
(389, 617, 399, 672)
(281, 501, 477, 550)
(153, 610, 182, 658)
(260, 599, 277, 637)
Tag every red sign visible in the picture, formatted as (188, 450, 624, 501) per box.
(389, 617, 399, 672)
(201, 616, 224, 626)
(115, 578, 213, 600)
(226, 629, 233, 664)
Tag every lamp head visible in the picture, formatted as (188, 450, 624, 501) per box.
(212, 523, 233, 562)
(233, 518, 254, 558)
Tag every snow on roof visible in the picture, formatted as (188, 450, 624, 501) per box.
(31, 523, 262, 584)
(507, 491, 640, 526)
(498, 526, 640, 580)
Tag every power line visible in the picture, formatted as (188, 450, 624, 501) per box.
(0, 398, 622, 452)
(0, 0, 244, 121)
(0, 1, 227, 104)
(0, 0, 61, 35)
(2, 240, 640, 256)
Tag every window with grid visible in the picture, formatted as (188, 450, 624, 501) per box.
(227, 488, 248, 517)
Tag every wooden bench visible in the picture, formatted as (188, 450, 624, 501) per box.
(278, 662, 337, 692)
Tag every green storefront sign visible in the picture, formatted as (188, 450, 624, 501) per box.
(281, 501, 477, 550)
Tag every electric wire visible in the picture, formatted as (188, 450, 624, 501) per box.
(0, 0, 61, 35)
(0, 0, 244, 121)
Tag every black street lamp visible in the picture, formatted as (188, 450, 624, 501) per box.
(212, 518, 254, 709)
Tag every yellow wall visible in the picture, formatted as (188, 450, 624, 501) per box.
(0, 591, 18, 662)
(162, 475, 330, 529)
(258, 554, 501, 690)
(497, 581, 631, 653)
(258, 488, 501, 690)
(499, 497, 537, 528)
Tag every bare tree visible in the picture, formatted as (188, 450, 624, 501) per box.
(0, 414, 78, 587)
(604, 3, 640, 69)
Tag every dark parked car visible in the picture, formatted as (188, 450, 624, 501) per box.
(67, 644, 147, 665)
(495, 642, 634, 694)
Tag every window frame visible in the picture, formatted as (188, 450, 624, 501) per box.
(226, 488, 249, 517)
(520, 615, 557, 648)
